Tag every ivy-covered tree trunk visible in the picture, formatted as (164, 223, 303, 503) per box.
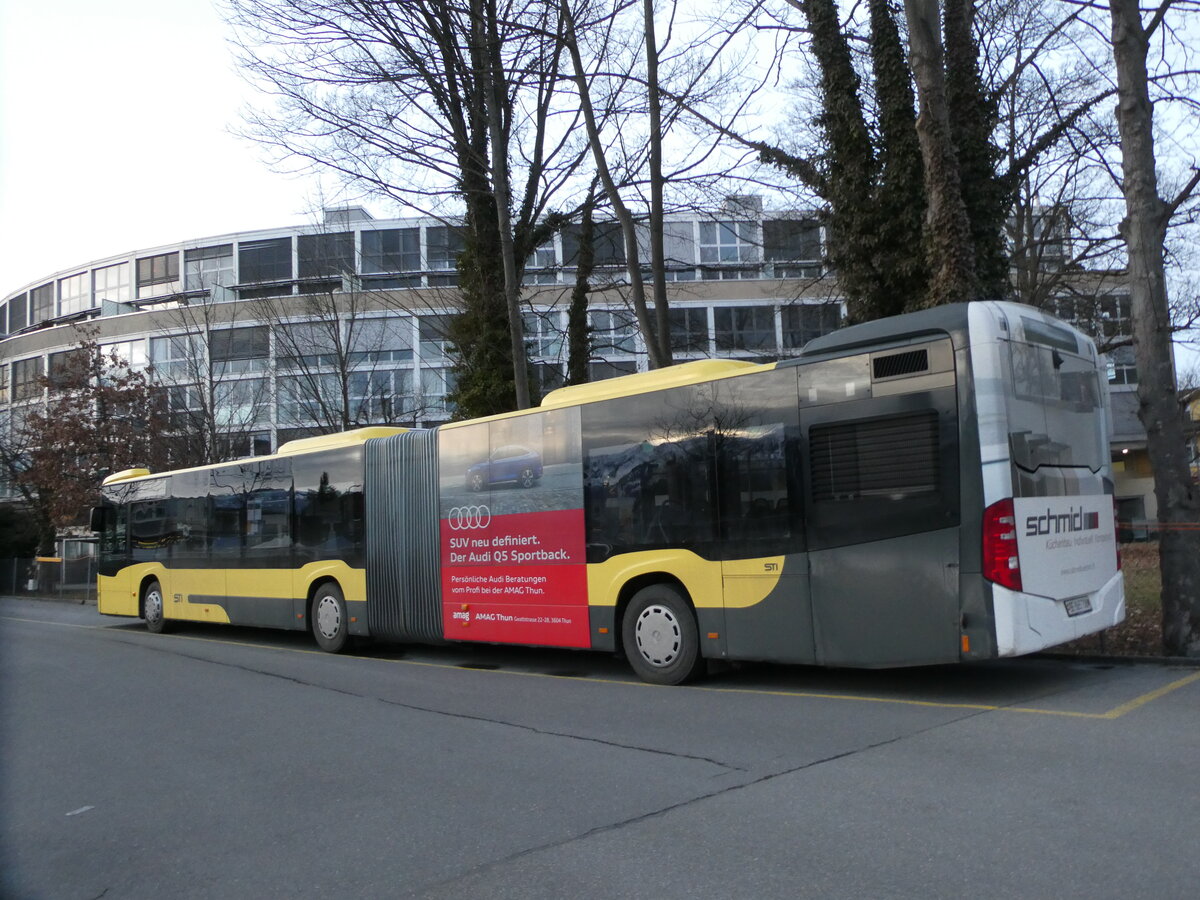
(868, 0, 928, 316)
(943, 0, 1007, 300)
(903, 0, 979, 307)
(1109, 0, 1200, 656)
(448, 184, 518, 419)
(566, 190, 597, 386)
(795, 0, 880, 323)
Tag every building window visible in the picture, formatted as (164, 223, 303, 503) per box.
(763, 219, 821, 265)
(523, 242, 558, 285)
(136, 252, 181, 298)
(562, 222, 626, 268)
(150, 334, 201, 379)
(699, 221, 758, 264)
(214, 377, 269, 428)
(669, 307, 710, 355)
(0, 365, 8, 404)
(31, 283, 55, 323)
(48, 348, 89, 389)
(13, 357, 43, 402)
(211, 326, 269, 375)
(590, 309, 637, 356)
(418, 315, 454, 363)
(783, 303, 841, 350)
(94, 263, 131, 304)
(101, 340, 148, 371)
(184, 245, 235, 292)
(349, 316, 414, 365)
(58, 272, 91, 316)
(238, 237, 292, 284)
(714, 305, 777, 354)
(419, 367, 454, 419)
(349, 368, 415, 423)
(426, 226, 465, 272)
(524, 311, 564, 360)
(589, 360, 637, 381)
(298, 232, 355, 279)
(8, 293, 27, 332)
(1106, 345, 1137, 385)
(362, 228, 420, 274)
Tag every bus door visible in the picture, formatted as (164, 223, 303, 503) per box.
(713, 372, 816, 664)
(225, 459, 294, 629)
(803, 389, 962, 666)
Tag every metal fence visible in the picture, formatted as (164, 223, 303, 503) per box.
(0, 555, 97, 602)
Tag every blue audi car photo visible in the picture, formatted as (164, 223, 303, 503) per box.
(466, 445, 544, 491)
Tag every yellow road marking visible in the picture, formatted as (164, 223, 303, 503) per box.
(4, 613, 1199, 719)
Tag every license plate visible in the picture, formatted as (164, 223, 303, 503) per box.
(1064, 596, 1093, 617)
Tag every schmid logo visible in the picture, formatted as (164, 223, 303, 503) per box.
(1024, 506, 1101, 537)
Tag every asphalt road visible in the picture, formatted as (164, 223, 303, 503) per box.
(2, 596, 1198, 900)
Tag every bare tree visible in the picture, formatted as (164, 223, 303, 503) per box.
(1107, 0, 1200, 656)
(0, 336, 170, 554)
(226, 0, 592, 414)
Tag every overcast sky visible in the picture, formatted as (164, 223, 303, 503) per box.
(1, 0, 1195, 372)
(0, 0, 328, 294)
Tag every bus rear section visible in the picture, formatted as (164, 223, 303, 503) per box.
(969, 302, 1124, 656)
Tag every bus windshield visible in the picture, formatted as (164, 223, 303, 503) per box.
(1005, 338, 1107, 474)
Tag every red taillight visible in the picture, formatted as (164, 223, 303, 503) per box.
(983, 498, 1022, 591)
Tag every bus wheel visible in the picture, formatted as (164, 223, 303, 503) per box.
(622, 584, 703, 685)
(312, 583, 350, 653)
(142, 580, 170, 634)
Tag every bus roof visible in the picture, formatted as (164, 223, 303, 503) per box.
(539, 359, 763, 409)
(100, 426, 408, 486)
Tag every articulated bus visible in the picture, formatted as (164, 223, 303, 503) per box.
(94, 301, 1124, 684)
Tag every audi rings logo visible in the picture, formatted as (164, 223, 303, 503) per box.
(447, 505, 491, 530)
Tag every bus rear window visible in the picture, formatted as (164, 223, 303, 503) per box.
(1006, 341, 1106, 473)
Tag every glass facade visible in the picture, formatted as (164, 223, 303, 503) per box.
(0, 208, 858, 455)
(136, 252, 181, 298)
(184, 245, 235, 291)
(94, 263, 131, 304)
(238, 237, 292, 284)
(58, 272, 91, 316)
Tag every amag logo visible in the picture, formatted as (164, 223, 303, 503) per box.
(1024, 506, 1101, 537)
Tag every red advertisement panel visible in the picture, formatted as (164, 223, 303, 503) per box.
(438, 409, 589, 648)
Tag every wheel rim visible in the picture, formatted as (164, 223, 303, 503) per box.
(634, 604, 681, 667)
(520, 469, 534, 487)
(145, 588, 163, 625)
(316, 595, 342, 640)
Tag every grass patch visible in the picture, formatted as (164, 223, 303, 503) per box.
(1059, 542, 1163, 657)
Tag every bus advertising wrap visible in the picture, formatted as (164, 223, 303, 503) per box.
(1014, 495, 1118, 599)
(437, 408, 590, 647)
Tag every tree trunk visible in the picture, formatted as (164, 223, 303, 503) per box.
(903, 0, 978, 307)
(560, 0, 667, 369)
(478, 0, 531, 409)
(644, 0, 672, 366)
(1109, 0, 1200, 656)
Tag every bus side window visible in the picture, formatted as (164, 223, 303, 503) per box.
(210, 466, 246, 558)
(102, 504, 128, 556)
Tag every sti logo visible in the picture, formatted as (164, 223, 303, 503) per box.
(1025, 506, 1101, 537)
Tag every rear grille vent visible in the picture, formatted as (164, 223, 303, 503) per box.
(873, 349, 929, 380)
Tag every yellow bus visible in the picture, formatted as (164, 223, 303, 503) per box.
(95, 302, 1124, 683)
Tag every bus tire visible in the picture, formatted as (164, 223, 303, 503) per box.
(142, 580, 170, 634)
(312, 582, 350, 653)
(622, 584, 703, 685)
